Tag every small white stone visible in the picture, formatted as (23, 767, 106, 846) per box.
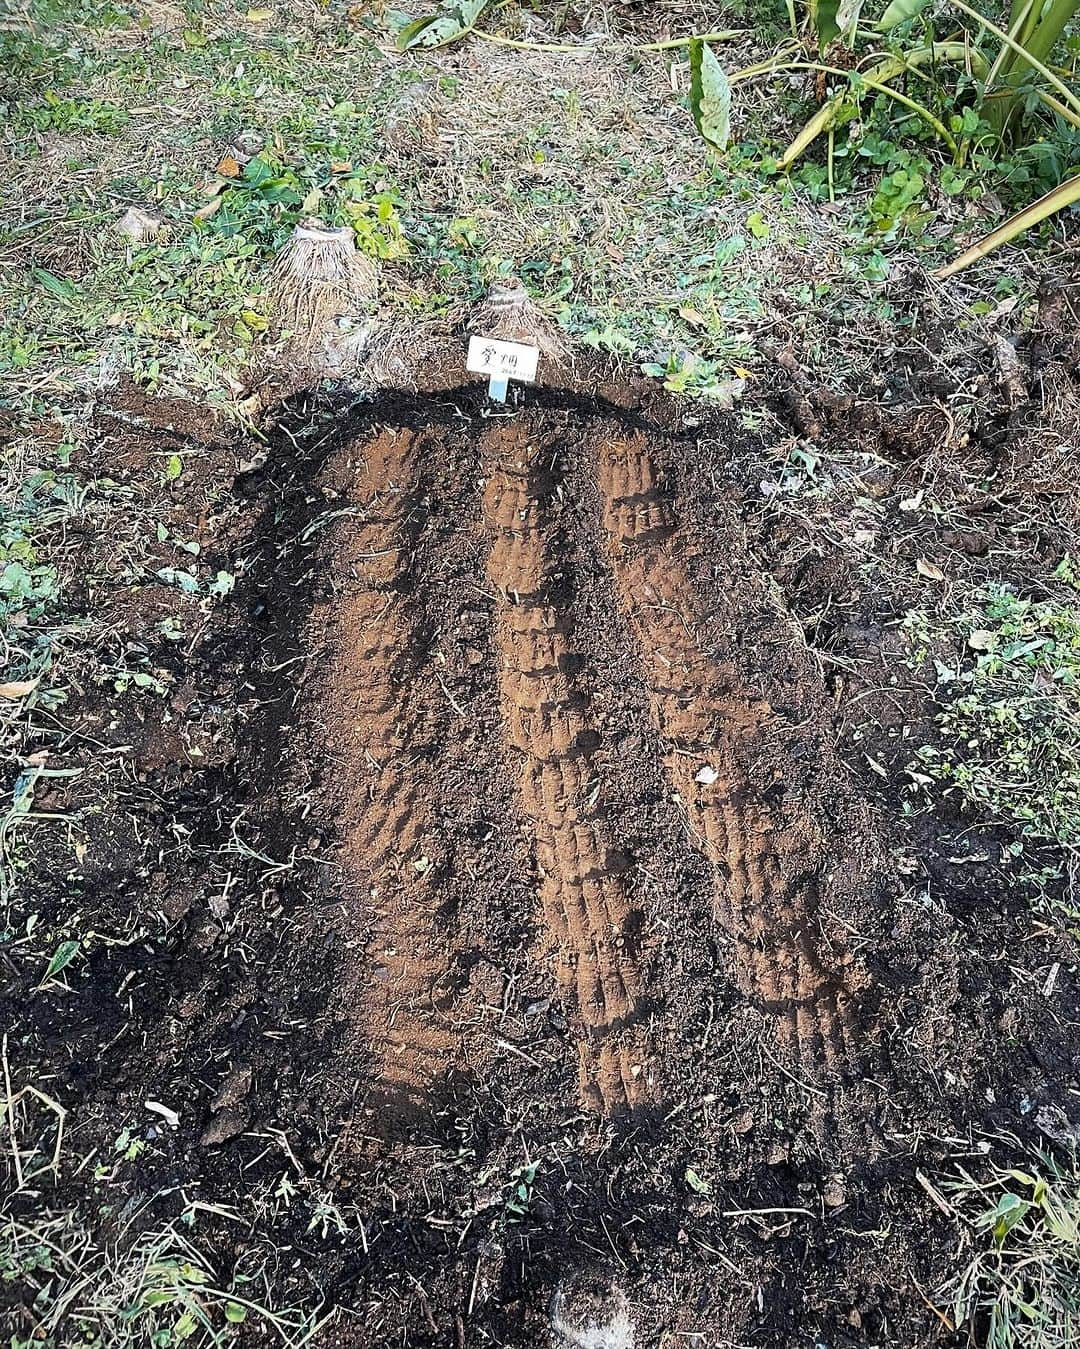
(144, 1099, 179, 1128)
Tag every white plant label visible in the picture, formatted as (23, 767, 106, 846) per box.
(466, 336, 540, 384)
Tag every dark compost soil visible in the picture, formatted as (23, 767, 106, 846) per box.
(5, 349, 1080, 1348)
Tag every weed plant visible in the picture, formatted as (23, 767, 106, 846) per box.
(912, 583, 1080, 892)
(942, 1152, 1080, 1349)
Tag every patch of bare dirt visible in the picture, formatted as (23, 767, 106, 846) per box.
(5, 369, 1079, 1348)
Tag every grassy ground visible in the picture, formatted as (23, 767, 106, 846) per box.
(4, 0, 1073, 420)
(3, 1, 1080, 1344)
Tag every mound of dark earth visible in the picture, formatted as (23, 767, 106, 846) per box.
(7, 377, 1076, 1348)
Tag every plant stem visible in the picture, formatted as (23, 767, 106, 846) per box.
(636, 30, 745, 51)
(987, 0, 1037, 86)
(936, 171, 1080, 277)
(455, 26, 746, 54)
(468, 29, 599, 51)
(740, 60, 959, 151)
(1034, 88, 1080, 128)
(945, 0, 1080, 115)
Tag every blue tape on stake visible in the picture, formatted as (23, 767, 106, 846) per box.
(488, 375, 509, 403)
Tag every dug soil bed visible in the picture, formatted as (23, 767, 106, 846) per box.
(7, 371, 1079, 1347)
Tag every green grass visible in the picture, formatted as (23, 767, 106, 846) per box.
(908, 582, 1080, 900)
(1, 1063, 324, 1348)
(5, 0, 1068, 426)
(940, 1152, 1080, 1349)
(1, 1209, 322, 1349)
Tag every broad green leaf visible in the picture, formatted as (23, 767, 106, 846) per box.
(936, 172, 1080, 277)
(397, 0, 489, 50)
(224, 1303, 247, 1324)
(242, 155, 274, 187)
(31, 268, 77, 301)
(689, 40, 732, 152)
(811, 0, 842, 47)
(173, 1310, 198, 1340)
(156, 567, 200, 594)
(989, 1191, 1030, 1242)
(42, 939, 80, 982)
(878, 0, 932, 29)
(684, 1166, 711, 1194)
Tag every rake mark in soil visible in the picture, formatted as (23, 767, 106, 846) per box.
(313, 428, 460, 1117)
(481, 423, 654, 1116)
(22, 377, 1080, 1348)
(596, 433, 872, 1140)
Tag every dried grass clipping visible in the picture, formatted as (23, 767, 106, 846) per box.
(360, 314, 451, 390)
(468, 277, 569, 363)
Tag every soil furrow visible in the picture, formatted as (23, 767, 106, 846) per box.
(480, 426, 653, 1117)
(595, 432, 863, 1131)
(313, 428, 458, 1118)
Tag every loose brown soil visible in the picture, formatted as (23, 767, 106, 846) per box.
(6, 358, 1080, 1348)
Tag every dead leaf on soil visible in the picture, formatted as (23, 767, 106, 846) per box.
(987, 294, 1020, 324)
(211, 1064, 253, 1111)
(216, 153, 241, 178)
(0, 678, 39, 699)
(194, 196, 223, 223)
(916, 558, 945, 581)
(200, 1107, 249, 1146)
